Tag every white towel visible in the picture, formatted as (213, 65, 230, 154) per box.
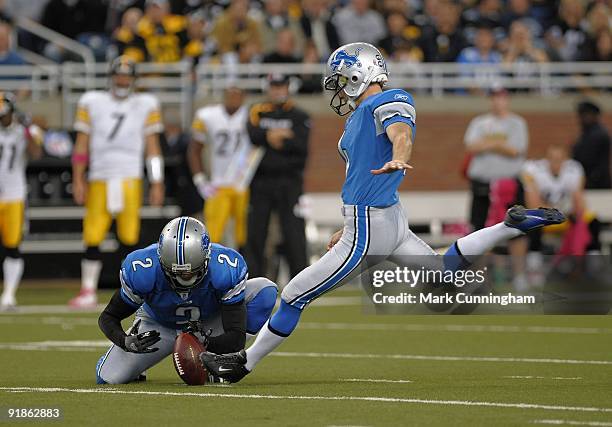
(106, 178, 124, 214)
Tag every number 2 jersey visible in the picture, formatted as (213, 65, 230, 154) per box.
(119, 242, 248, 329)
(74, 91, 163, 181)
(0, 121, 28, 201)
(339, 88, 417, 208)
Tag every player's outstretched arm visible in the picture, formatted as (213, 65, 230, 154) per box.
(371, 122, 414, 175)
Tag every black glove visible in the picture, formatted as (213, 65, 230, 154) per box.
(183, 321, 212, 347)
(123, 319, 161, 353)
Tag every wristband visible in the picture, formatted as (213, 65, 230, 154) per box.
(146, 155, 165, 183)
(71, 152, 89, 165)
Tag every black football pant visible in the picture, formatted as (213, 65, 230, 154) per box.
(246, 175, 307, 279)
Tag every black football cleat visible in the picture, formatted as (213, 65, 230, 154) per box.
(199, 350, 250, 383)
(504, 205, 566, 233)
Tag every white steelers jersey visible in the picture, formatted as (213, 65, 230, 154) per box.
(74, 90, 163, 181)
(191, 104, 252, 187)
(523, 159, 584, 213)
(0, 121, 28, 201)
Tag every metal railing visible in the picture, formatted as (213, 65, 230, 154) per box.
(0, 60, 610, 126)
(194, 61, 612, 97)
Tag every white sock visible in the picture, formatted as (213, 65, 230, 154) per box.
(245, 320, 287, 371)
(457, 223, 522, 259)
(81, 259, 103, 292)
(2, 257, 24, 303)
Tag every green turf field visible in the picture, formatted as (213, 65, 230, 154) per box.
(1, 283, 611, 426)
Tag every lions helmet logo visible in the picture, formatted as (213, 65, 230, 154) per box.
(330, 48, 362, 72)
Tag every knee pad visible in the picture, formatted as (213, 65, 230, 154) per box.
(5, 247, 20, 258)
(85, 246, 102, 261)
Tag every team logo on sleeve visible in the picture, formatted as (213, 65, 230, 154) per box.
(330, 49, 362, 72)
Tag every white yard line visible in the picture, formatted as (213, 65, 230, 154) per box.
(533, 420, 612, 426)
(2, 314, 611, 336)
(0, 387, 612, 413)
(0, 340, 611, 366)
(0, 387, 611, 413)
(340, 378, 413, 384)
(272, 351, 612, 366)
(299, 322, 612, 335)
(503, 376, 583, 380)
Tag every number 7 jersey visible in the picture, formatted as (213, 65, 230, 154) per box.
(74, 91, 163, 181)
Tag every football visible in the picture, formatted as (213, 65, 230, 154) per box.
(172, 332, 208, 385)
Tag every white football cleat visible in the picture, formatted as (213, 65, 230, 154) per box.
(68, 290, 97, 308)
(0, 295, 16, 312)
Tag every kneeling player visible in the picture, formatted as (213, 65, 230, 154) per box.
(96, 216, 277, 384)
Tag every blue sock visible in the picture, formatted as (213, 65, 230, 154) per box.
(268, 300, 302, 337)
(443, 241, 472, 273)
(246, 285, 278, 335)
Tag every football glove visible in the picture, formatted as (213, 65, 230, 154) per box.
(124, 319, 161, 353)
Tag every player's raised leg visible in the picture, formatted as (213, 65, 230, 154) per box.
(200, 205, 399, 382)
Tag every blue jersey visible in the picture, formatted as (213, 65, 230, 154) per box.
(339, 88, 416, 207)
(119, 243, 248, 329)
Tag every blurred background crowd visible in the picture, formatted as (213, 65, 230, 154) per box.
(0, 0, 609, 69)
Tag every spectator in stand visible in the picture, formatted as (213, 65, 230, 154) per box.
(137, 0, 189, 63)
(300, 0, 340, 59)
(502, 20, 548, 63)
(501, 0, 543, 39)
(378, 12, 423, 62)
(112, 8, 147, 62)
(457, 24, 502, 93)
(212, 0, 262, 57)
(578, 28, 612, 61)
(578, 4, 612, 61)
(299, 41, 323, 93)
(183, 10, 218, 67)
(545, 0, 587, 61)
(40, 0, 108, 62)
(333, 0, 387, 45)
(414, 0, 442, 29)
(457, 23, 502, 64)
(0, 21, 25, 66)
(419, 1, 466, 62)
(572, 101, 611, 189)
(263, 28, 301, 63)
(259, 0, 304, 56)
(461, 0, 505, 44)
